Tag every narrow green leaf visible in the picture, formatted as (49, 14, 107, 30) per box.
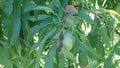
(54, 0, 63, 17)
(74, 31, 102, 61)
(0, 15, 3, 38)
(78, 31, 91, 47)
(34, 28, 56, 68)
(28, 14, 50, 22)
(4, 0, 13, 16)
(27, 22, 57, 42)
(116, 5, 120, 14)
(62, 0, 68, 8)
(24, 5, 57, 16)
(0, 42, 13, 68)
(62, 47, 76, 61)
(30, 28, 56, 53)
(104, 53, 114, 68)
(45, 43, 57, 68)
(15, 38, 22, 55)
(104, 41, 120, 68)
(96, 45, 105, 57)
(106, 10, 120, 21)
(10, 0, 21, 45)
(100, 26, 110, 44)
(27, 25, 41, 42)
(79, 41, 102, 61)
(20, 0, 30, 40)
(76, 10, 93, 24)
(58, 53, 65, 68)
(5, 14, 14, 43)
(78, 51, 88, 66)
(87, 57, 95, 68)
(114, 41, 120, 55)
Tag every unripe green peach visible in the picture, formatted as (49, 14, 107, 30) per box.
(62, 32, 74, 51)
(64, 16, 76, 27)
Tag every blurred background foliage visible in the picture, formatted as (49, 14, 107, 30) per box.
(0, 0, 120, 68)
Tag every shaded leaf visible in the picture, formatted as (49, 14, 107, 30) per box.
(62, 47, 76, 61)
(45, 43, 57, 68)
(76, 10, 93, 24)
(96, 44, 105, 57)
(10, 0, 21, 45)
(30, 28, 56, 53)
(100, 26, 110, 44)
(74, 31, 102, 61)
(5, 14, 14, 43)
(58, 53, 65, 68)
(104, 41, 120, 68)
(28, 14, 50, 22)
(78, 51, 88, 66)
(4, 0, 13, 16)
(116, 5, 120, 14)
(27, 21, 57, 42)
(114, 41, 120, 55)
(32, 28, 56, 68)
(104, 53, 114, 68)
(24, 5, 57, 16)
(0, 42, 13, 68)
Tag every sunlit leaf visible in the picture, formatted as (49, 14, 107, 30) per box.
(106, 10, 120, 21)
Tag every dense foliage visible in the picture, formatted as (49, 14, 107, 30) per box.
(0, 0, 120, 68)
